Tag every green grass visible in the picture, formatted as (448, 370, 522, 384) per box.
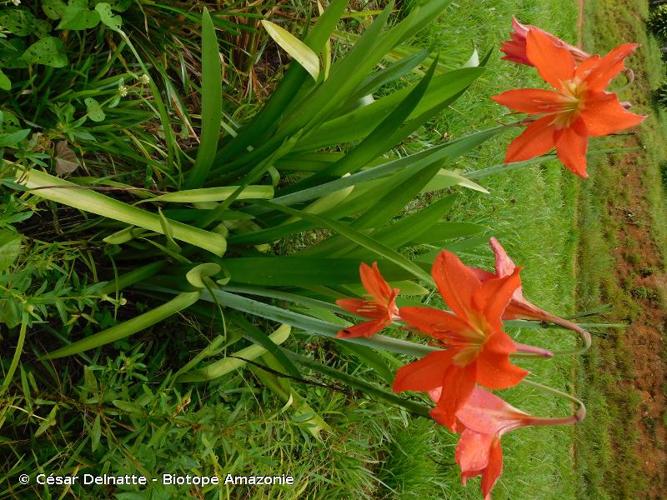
(2, 0, 650, 498)
(574, 0, 667, 498)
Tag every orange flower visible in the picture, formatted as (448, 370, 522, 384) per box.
(429, 385, 582, 500)
(501, 17, 589, 66)
(336, 262, 399, 338)
(430, 386, 529, 499)
(493, 28, 645, 177)
(473, 238, 590, 350)
(484, 238, 573, 324)
(392, 251, 528, 429)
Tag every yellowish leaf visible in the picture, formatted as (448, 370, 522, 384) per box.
(261, 20, 320, 80)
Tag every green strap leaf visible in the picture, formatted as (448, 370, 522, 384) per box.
(44, 264, 220, 359)
(288, 56, 439, 191)
(295, 67, 483, 152)
(145, 185, 274, 204)
(98, 262, 166, 295)
(43, 290, 201, 360)
(219, 256, 413, 286)
(267, 126, 502, 208)
(286, 351, 430, 417)
(217, 0, 349, 164)
(232, 312, 301, 378)
(192, 288, 437, 358)
(257, 201, 433, 284)
(177, 324, 292, 382)
(13, 168, 227, 256)
(186, 7, 223, 189)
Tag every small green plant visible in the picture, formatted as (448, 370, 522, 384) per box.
(0, 1, 132, 90)
(648, 4, 667, 40)
(653, 80, 667, 108)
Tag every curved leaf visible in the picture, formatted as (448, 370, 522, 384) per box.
(261, 20, 320, 81)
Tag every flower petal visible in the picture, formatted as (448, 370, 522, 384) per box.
(580, 92, 645, 136)
(481, 438, 504, 500)
(336, 298, 366, 311)
(431, 251, 481, 319)
(489, 238, 516, 278)
(360, 262, 394, 305)
(455, 429, 494, 476)
(476, 333, 528, 389)
(456, 386, 529, 435)
(582, 43, 638, 92)
(492, 88, 569, 114)
(430, 362, 477, 430)
(504, 299, 551, 322)
(392, 350, 453, 393)
(555, 123, 589, 177)
(472, 268, 523, 331)
(472, 267, 495, 282)
(428, 386, 442, 402)
(399, 306, 474, 344)
(336, 318, 390, 338)
(526, 28, 575, 89)
(574, 54, 601, 80)
(505, 116, 556, 164)
(337, 298, 391, 322)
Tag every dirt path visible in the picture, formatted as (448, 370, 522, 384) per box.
(607, 141, 666, 498)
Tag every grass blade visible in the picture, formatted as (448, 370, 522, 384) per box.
(44, 264, 221, 359)
(250, 352, 331, 438)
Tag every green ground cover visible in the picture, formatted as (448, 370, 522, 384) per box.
(4, 0, 660, 498)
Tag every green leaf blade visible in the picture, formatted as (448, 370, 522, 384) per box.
(187, 7, 223, 189)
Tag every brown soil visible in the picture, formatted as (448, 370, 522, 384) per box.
(607, 142, 666, 498)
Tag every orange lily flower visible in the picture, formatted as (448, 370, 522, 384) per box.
(336, 262, 399, 338)
(483, 238, 580, 326)
(472, 238, 590, 350)
(431, 386, 529, 499)
(501, 17, 589, 66)
(493, 28, 645, 177)
(429, 385, 582, 500)
(392, 251, 528, 429)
